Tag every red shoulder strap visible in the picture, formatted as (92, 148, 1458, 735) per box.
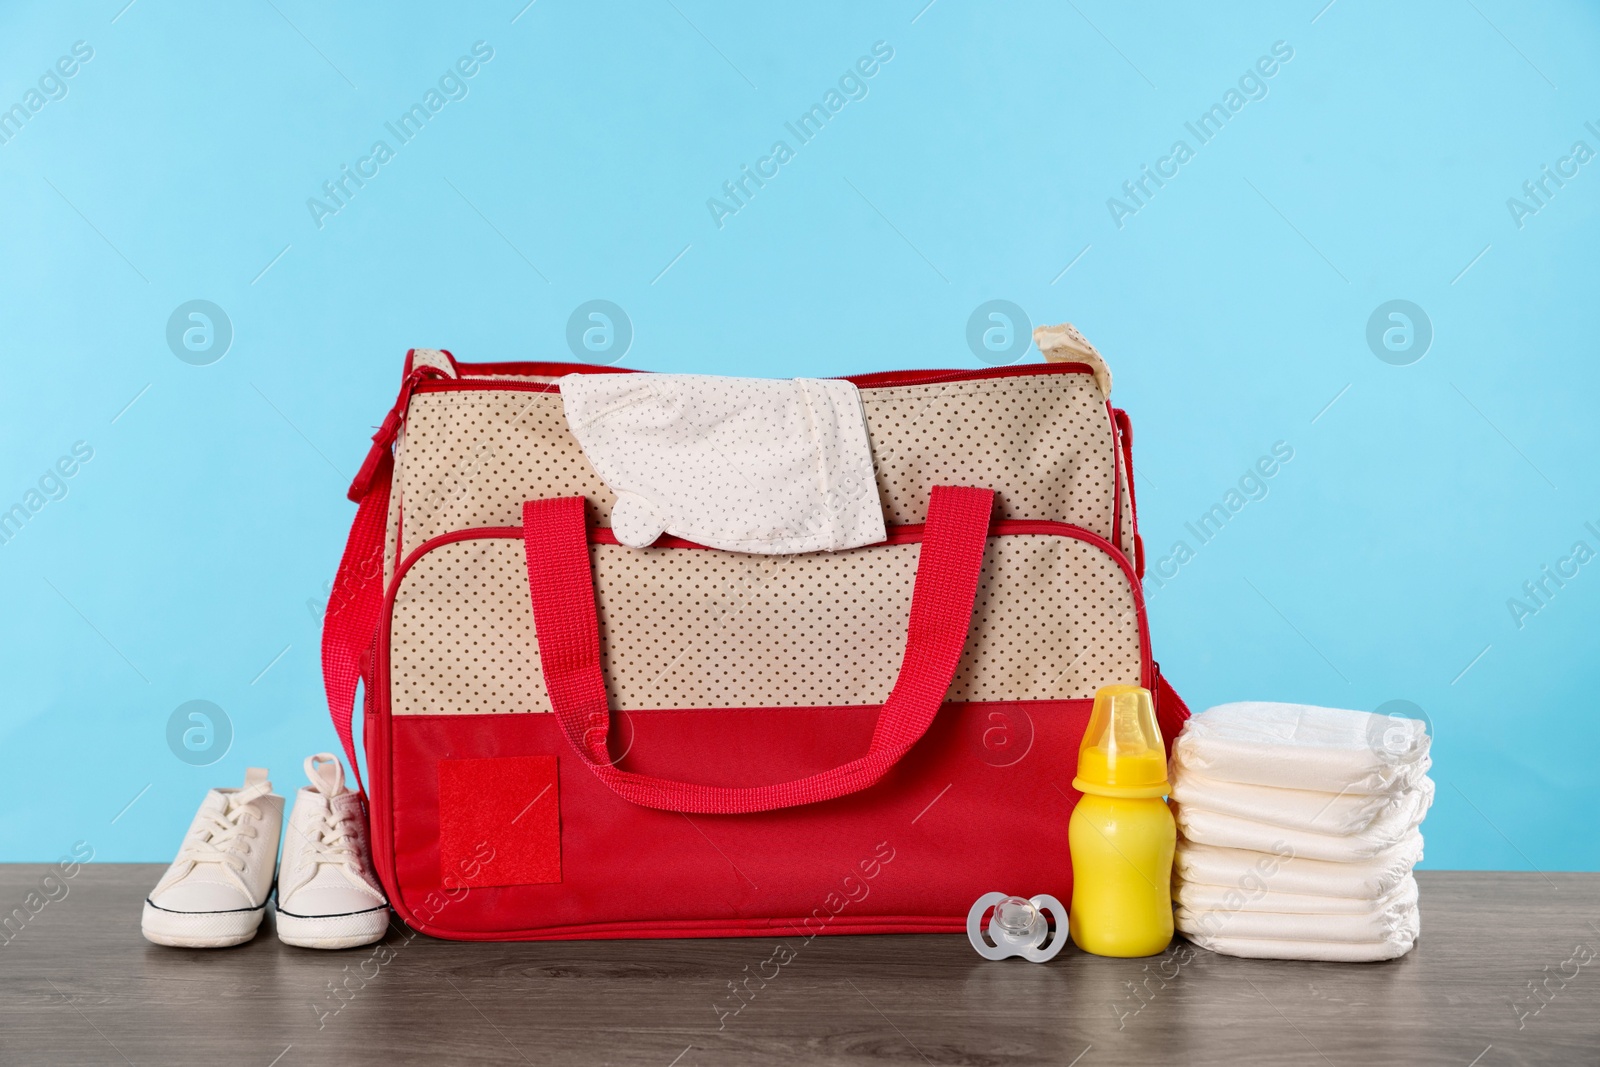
(320, 453, 390, 795)
(322, 361, 451, 792)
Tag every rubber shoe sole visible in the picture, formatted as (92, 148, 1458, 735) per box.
(141, 899, 265, 949)
(275, 903, 390, 950)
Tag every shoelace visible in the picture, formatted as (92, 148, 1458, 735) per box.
(176, 780, 273, 877)
(309, 803, 358, 866)
(294, 752, 366, 874)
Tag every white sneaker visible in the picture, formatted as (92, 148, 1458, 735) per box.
(275, 753, 389, 950)
(142, 768, 283, 948)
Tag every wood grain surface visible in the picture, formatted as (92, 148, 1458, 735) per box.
(1, 866, 1595, 1066)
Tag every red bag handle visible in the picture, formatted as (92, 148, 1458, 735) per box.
(522, 485, 995, 814)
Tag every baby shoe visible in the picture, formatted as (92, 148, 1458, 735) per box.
(275, 753, 389, 949)
(142, 768, 283, 948)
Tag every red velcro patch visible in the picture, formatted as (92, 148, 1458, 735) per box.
(438, 756, 561, 888)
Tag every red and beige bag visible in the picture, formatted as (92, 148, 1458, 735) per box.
(322, 324, 1189, 940)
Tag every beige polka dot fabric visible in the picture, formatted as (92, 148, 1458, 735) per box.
(381, 334, 1148, 716)
(408, 348, 455, 377)
(388, 530, 1142, 714)
(388, 389, 613, 582)
(391, 372, 1124, 566)
(858, 375, 1116, 532)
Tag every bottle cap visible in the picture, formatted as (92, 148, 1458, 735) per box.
(1072, 684, 1170, 798)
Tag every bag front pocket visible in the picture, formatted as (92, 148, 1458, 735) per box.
(381, 519, 1147, 718)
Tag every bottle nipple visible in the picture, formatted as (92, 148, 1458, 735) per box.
(1072, 684, 1170, 798)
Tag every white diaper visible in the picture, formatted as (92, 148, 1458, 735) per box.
(1170, 769, 1412, 836)
(1177, 876, 1419, 942)
(1174, 873, 1418, 916)
(1174, 777, 1433, 862)
(1172, 701, 1431, 795)
(559, 373, 885, 554)
(1183, 930, 1417, 963)
(1174, 835, 1423, 899)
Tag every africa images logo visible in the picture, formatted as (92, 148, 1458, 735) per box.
(706, 41, 895, 229)
(306, 42, 495, 229)
(1105, 40, 1294, 229)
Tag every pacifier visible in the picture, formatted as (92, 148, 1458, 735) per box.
(966, 893, 1068, 962)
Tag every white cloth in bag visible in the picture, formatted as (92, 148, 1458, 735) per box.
(560, 373, 885, 554)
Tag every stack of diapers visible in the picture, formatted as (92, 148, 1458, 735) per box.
(1169, 702, 1433, 962)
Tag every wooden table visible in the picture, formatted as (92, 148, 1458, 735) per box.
(2, 866, 1595, 1066)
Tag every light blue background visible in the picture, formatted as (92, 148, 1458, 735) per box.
(1, 1, 1596, 870)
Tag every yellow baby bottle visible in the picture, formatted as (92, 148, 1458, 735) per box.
(1068, 684, 1175, 957)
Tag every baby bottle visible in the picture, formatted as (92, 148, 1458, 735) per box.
(1068, 684, 1175, 957)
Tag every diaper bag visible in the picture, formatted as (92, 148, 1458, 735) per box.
(322, 326, 1189, 940)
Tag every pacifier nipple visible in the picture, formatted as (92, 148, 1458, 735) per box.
(966, 892, 1068, 962)
(994, 896, 1042, 940)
